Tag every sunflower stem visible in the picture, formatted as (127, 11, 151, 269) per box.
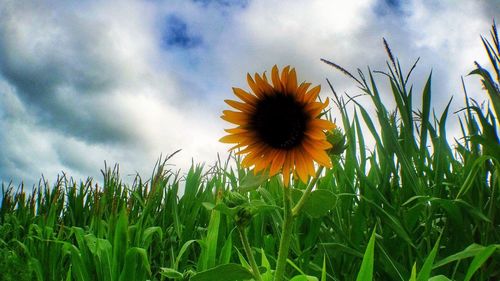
(274, 184, 294, 281)
(238, 226, 263, 281)
(291, 166, 324, 217)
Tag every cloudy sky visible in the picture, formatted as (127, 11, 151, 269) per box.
(0, 0, 498, 188)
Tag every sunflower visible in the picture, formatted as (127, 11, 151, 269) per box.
(220, 65, 335, 186)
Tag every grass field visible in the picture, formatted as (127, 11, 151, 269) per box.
(1, 24, 499, 281)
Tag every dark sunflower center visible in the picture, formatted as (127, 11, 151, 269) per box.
(250, 93, 309, 150)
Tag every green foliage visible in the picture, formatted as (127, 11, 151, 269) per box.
(1, 22, 500, 281)
(355, 229, 376, 281)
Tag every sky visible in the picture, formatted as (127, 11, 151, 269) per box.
(0, 0, 499, 189)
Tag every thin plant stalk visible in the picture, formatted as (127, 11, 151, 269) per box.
(238, 226, 263, 281)
(274, 183, 294, 281)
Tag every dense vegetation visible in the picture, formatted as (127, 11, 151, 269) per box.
(1, 24, 499, 281)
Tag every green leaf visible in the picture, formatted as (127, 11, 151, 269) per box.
(289, 275, 319, 281)
(175, 240, 198, 269)
(62, 243, 91, 281)
(428, 275, 452, 281)
(464, 245, 497, 281)
(363, 197, 415, 248)
(112, 209, 129, 279)
(409, 263, 417, 281)
(239, 170, 269, 192)
(190, 263, 254, 281)
(141, 226, 163, 248)
(356, 229, 376, 281)
(92, 238, 113, 281)
(118, 247, 151, 281)
(260, 248, 273, 281)
(198, 205, 221, 270)
(213, 202, 238, 217)
(160, 267, 184, 279)
(248, 200, 281, 215)
(433, 244, 494, 269)
(417, 235, 441, 281)
(218, 230, 233, 264)
(202, 202, 216, 211)
(321, 243, 364, 258)
(302, 190, 337, 218)
(321, 255, 327, 281)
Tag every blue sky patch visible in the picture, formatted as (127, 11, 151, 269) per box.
(192, 0, 248, 9)
(374, 0, 404, 16)
(161, 15, 202, 49)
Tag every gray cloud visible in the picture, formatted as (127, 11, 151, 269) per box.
(0, 2, 146, 145)
(0, 0, 498, 187)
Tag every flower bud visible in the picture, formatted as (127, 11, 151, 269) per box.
(326, 127, 347, 156)
(234, 206, 253, 228)
(223, 191, 248, 208)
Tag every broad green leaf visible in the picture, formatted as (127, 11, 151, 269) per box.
(239, 170, 269, 192)
(213, 202, 238, 217)
(118, 247, 151, 281)
(202, 202, 216, 211)
(112, 209, 129, 279)
(198, 206, 221, 270)
(301, 189, 337, 218)
(141, 226, 163, 248)
(93, 238, 113, 281)
(62, 243, 91, 281)
(260, 248, 273, 281)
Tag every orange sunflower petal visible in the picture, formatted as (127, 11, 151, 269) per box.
(294, 148, 309, 182)
(269, 150, 286, 176)
(282, 152, 293, 186)
(233, 87, 257, 104)
(310, 118, 336, 130)
(281, 66, 291, 91)
(255, 148, 274, 172)
(305, 85, 321, 102)
(255, 73, 274, 95)
(225, 99, 254, 112)
(247, 73, 264, 97)
(287, 68, 298, 93)
(262, 71, 269, 83)
(297, 82, 311, 100)
(235, 142, 265, 155)
(271, 65, 283, 92)
(302, 142, 332, 168)
(220, 134, 245, 144)
(303, 152, 316, 177)
(304, 127, 327, 140)
(229, 140, 255, 151)
(305, 101, 328, 117)
(224, 127, 246, 134)
(221, 110, 248, 125)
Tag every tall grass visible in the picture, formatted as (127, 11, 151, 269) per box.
(1, 24, 499, 281)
